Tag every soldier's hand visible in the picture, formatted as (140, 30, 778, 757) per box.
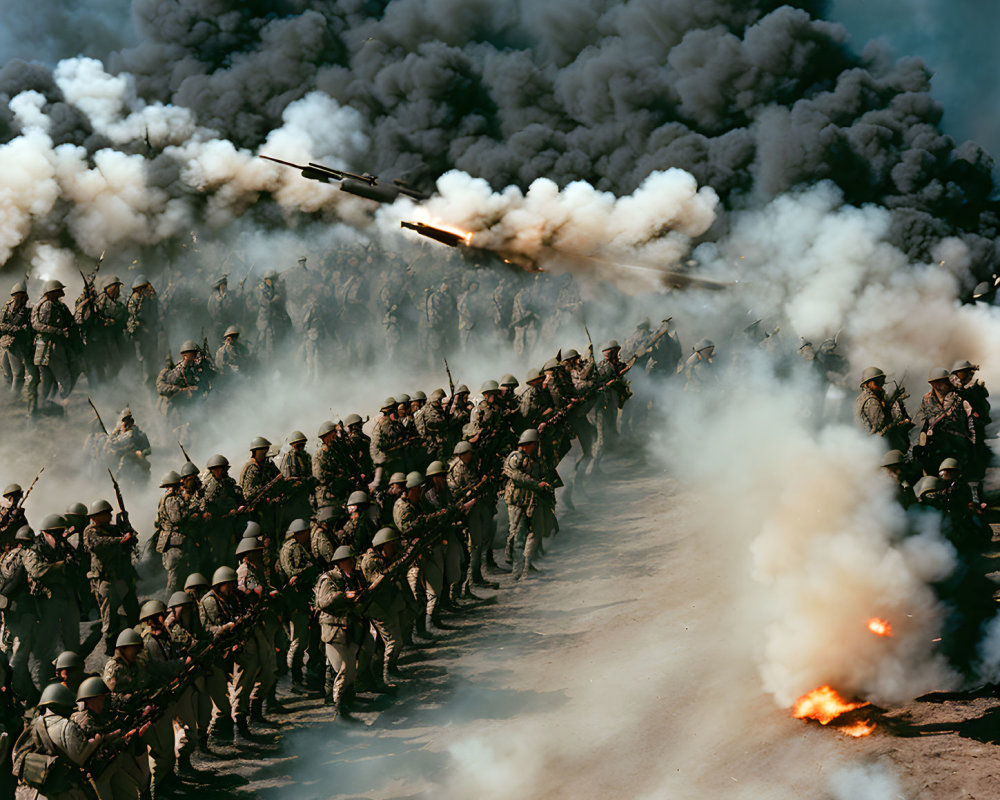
(539, 481, 551, 491)
(288, 575, 298, 585)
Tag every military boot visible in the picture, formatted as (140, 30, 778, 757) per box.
(249, 697, 266, 723)
(515, 533, 539, 581)
(484, 548, 509, 574)
(210, 715, 234, 743)
(289, 666, 308, 695)
(235, 715, 252, 739)
(265, 691, 288, 716)
(472, 562, 499, 590)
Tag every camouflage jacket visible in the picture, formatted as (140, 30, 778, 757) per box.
(341, 512, 378, 555)
(447, 455, 479, 495)
(83, 522, 134, 580)
(414, 403, 448, 444)
(0, 297, 31, 349)
(359, 547, 406, 619)
(92, 293, 127, 333)
(199, 588, 240, 637)
(392, 496, 424, 541)
(314, 565, 365, 636)
(154, 490, 194, 552)
(278, 539, 317, 585)
(125, 290, 159, 337)
(310, 523, 339, 567)
(919, 389, 972, 440)
(22, 539, 72, 599)
(202, 473, 243, 516)
(502, 449, 548, 509)
(370, 414, 402, 466)
(136, 621, 184, 668)
(855, 387, 908, 436)
(518, 384, 553, 427)
(102, 652, 151, 696)
(239, 458, 279, 500)
(279, 448, 314, 490)
(214, 339, 252, 373)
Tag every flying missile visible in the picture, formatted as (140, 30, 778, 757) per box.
(260, 155, 430, 203)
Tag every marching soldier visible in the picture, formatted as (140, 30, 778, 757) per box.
(279, 431, 314, 527)
(214, 325, 253, 377)
(277, 520, 318, 692)
(951, 360, 991, 478)
(314, 545, 366, 717)
(592, 340, 631, 467)
(681, 338, 716, 391)
(359, 527, 408, 687)
(917, 366, 974, 474)
(371, 398, 405, 487)
(126, 275, 163, 380)
(342, 490, 379, 556)
(503, 429, 554, 580)
(156, 340, 212, 414)
(855, 366, 912, 453)
(0, 484, 28, 550)
(255, 272, 292, 357)
(394, 471, 447, 634)
(154, 471, 197, 596)
(448, 441, 496, 593)
(0, 282, 31, 396)
(89, 275, 128, 381)
(24, 515, 81, 673)
(0, 526, 37, 700)
(313, 421, 347, 511)
(414, 389, 450, 462)
(27, 279, 76, 416)
(207, 274, 231, 338)
(240, 436, 281, 541)
(105, 407, 152, 488)
(235, 539, 284, 721)
(201, 454, 243, 569)
(83, 499, 139, 656)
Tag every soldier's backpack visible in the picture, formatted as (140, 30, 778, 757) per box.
(16, 719, 75, 793)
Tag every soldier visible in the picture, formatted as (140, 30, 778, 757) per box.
(27, 279, 76, 416)
(424, 461, 465, 608)
(375, 473, 408, 529)
(12, 683, 98, 799)
(311, 506, 344, 568)
(468, 380, 505, 442)
(503, 429, 555, 580)
(105, 407, 152, 488)
(592, 340, 632, 467)
(279, 431, 314, 527)
(153, 471, 196, 596)
(881, 450, 916, 509)
(103, 628, 176, 797)
(278, 520, 318, 692)
(234, 540, 284, 722)
(125, 274, 162, 381)
(448, 441, 496, 593)
(951, 360, 991, 479)
(83, 499, 139, 656)
(24, 515, 81, 674)
(156, 340, 212, 414)
(72, 676, 146, 800)
(0, 526, 37, 700)
(89, 275, 128, 381)
(207, 274, 231, 338)
(447, 385, 472, 448)
(394, 471, 447, 634)
(359, 527, 408, 688)
(240, 436, 281, 540)
(414, 389, 450, 463)
(498, 374, 520, 416)
(0, 484, 28, 550)
(254, 272, 292, 357)
(342, 491, 379, 555)
(855, 366, 912, 453)
(425, 281, 457, 366)
(313, 421, 348, 511)
(343, 414, 374, 485)
(201, 454, 243, 569)
(917, 367, 973, 474)
(510, 279, 539, 356)
(53, 651, 84, 697)
(214, 325, 253, 377)
(518, 368, 553, 429)
(300, 295, 331, 383)
(371, 398, 405, 487)
(0, 282, 31, 396)
(314, 545, 366, 717)
(456, 279, 478, 351)
(681, 338, 716, 392)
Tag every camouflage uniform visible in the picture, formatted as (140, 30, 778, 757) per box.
(314, 564, 366, 711)
(239, 456, 281, 540)
(370, 413, 404, 481)
(235, 560, 280, 716)
(279, 447, 314, 527)
(593, 355, 631, 462)
(448, 454, 490, 587)
(278, 537, 318, 683)
(105, 420, 152, 487)
(394, 495, 445, 624)
(0, 292, 31, 393)
(855, 385, 911, 453)
(918, 388, 974, 471)
(136, 619, 192, 774)
(510, 284, 538, 356)
(313, 438, 349, 510)
(89, 287, 128, 378)
(502, 447, 554, 578)
(156, 358, 212, 415)
(28, 294, 76, 411)
(214, 337, 253, 375)
(414, 401, 449, 462)
(83, 521, 139, 653)
(154, 488, 197, 596)
(23, 535, 80, 675)
(125, 284, 162, 378)
(681, 350, 714, 392)
(0, 543, 36, 698)
(12, 711, 97, 799)
(201, 472, 243, 568)
(359, 546, 407, 682)
(255, 278, 292, 357)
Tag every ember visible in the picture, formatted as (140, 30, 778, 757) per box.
(792, 685, 869, 725)
(838, 720, 876, 738)
(867, 617, 893, 637)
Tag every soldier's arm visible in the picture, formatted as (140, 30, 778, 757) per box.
(314, 575, 349, 612)
(503, 453, 545, 492)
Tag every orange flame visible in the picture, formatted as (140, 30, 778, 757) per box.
(792, 685, 869, 725)
(838, 720, 876, 738)
(867, 618, 893, 637)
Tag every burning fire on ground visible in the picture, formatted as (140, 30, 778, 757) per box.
(792, 686, 874, 738)
(867, 617, 893, 637)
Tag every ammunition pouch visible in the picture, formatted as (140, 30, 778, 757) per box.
(20, 752, 73, 793)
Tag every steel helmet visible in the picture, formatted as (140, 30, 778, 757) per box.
(38, 683, 75, 711)
(542, 358, 559, 372)
(481, 380, 499, 393)
(14, 526, 33, 542)
(42, 279, 65, 294)
(456, 384, 469, 395)
(927, 367, 951, 383)
(235, 537, 262, 556)
(518, 429, 540, 444)
(9, 282, 25, 296)
(317, 506, 344, 522)
(179, 462, 199, 478)
(179, 340, 200, 353)
(139, 599, 167, 621)
(914, 476, 942, 499)
(212, 274, 228, 289)
(973, 281, 991, 298)
(938, 458, 961, 472)
(2, 484, 21, 497)
(562, 348, 579, 360)
(344, 413, 362, 426)
(412, 391, 427, 402)
(76, 677, 109, 702)
(880, 450, 904, 468)
(224, 325, 240, 338)
(212, 566, 237, 585)
(693, 339, 713, 352)
(372, 528, 399, 547)
(500, 374, 518, 387)
(396, 393, 411, 404)
(184, 573, 209, 590)
(426, 461, 446, 477)
(525, 367, 542, 383)
(54, 651, 82, 671)
(286, 519, 310, 538)
(242, 521, 261, 539)
(65, 502, 87, 518)
(602, 339, 621, 352)
(206, 454, 229, 469)
(389, 472, 407, 485)
(289, 431, 307, 444)
(159, 470, 181, 488)
(381, 397, 396, 411)
(950, 360, 975, 373)
(101, 275, 122, 290)
(168, 591, 193, 608)
(332, 545, 355, 562)
(860, 366, 885, 386)
(454, 441, 473, 455)
(429, 388, 446, 402)
(131, 274, 149, 290)
(115, 629, 143, 649)
(39, 514, 67, 532)
(405, 471, 424, 489)
(87, 499, 112, 516)
(347, 490, 370, 506)
(250, 436, 271, 450)
(318, 420, 337, 437)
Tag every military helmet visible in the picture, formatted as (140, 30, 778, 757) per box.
(9, 282, 25, 296)
(347, 490, 370, 506)
(344, 413, 362, 426)
(179, 462, 199, 478)
(212, 566, 237, 585)
(372, 528, 399, 547)
(286, 518, 310, 536)
(76, 677, 109, 702)
(526, 367, 542, 383)
(139, 599, 167, 621)
(938, 457, 961, 472)
(184, 573, 209, 590)
(500, 374, 519, 387)
(131, 274, 149, 290)
(914, 475, 942, 499)
(396, 393, 411, 404)
(381, 397, 397, 411)
(115, 629, 143, 649)
(54, 651, 82, 671)
(87, 499, 113, 516)
(860, 366, 885, 386)
(102, 274, 122, 289)
(927, 367, 951, 383)
(2, 484, 21, 497)
(65, 502, 87, 518)
(562, 348, 579, 361)
(250, 436, 271, 450)
(289, 430, 308, 444)
(693, 338, 713, 352)
(405, 471, 424, 489)
(412, 391, 427, 402)
(39, 514, 67, 532)
(518, 428, 540, 445)
(332, 545, 355, 562)
(243, 521, 261, 539)
(206, 453, 229, 469)
(426, 461, 446, 477)
(42, 279, 65, 294)
(224, 325, 240, 338)
(318, 420, 337, 437)
(542, 358, 559, 372)
(602, 339, 621, 352)
(389, 472, 407, 485)
(429, 388, 446, 402)
(168, 591, 193, 608)
(481, 380, 499, 393)
(38, 683, 75, 711)
(179, 340, 200, 353)
(454, 440, 473, 456)
(973, 281, 991, 298)
(456, 384, 469, 394)
(211, 274, 228, 289)
(317, 505, 344, 523)
(880, 450, 904, 468)
(159, 470, 181, 488)
(950, 360, 975, 374)
(14, 526, 33, 542)
(235, 537, 262, 556)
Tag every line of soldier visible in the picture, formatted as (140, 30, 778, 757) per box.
(0, 328, 661, 799)
(859, 360, 996, 674)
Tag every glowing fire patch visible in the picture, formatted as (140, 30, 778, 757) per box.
(838, 720, 876, 738)
(792, 685, 869, 725)
(867, 618, 893, 637)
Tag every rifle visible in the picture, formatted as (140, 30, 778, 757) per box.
(444, 358, 457, 413)
(76, 251, 105, 310)
(633, 321, 672, 360)
(87, 397, 109, 437)
(12, 467, 44, 516)
(230, 473, 284, 517)
(107, 468, 134, 535)
(178, 440, 193, 464)
(584, 323, 594, 356)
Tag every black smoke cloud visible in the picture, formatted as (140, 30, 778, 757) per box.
(1, 0, 998, 274)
